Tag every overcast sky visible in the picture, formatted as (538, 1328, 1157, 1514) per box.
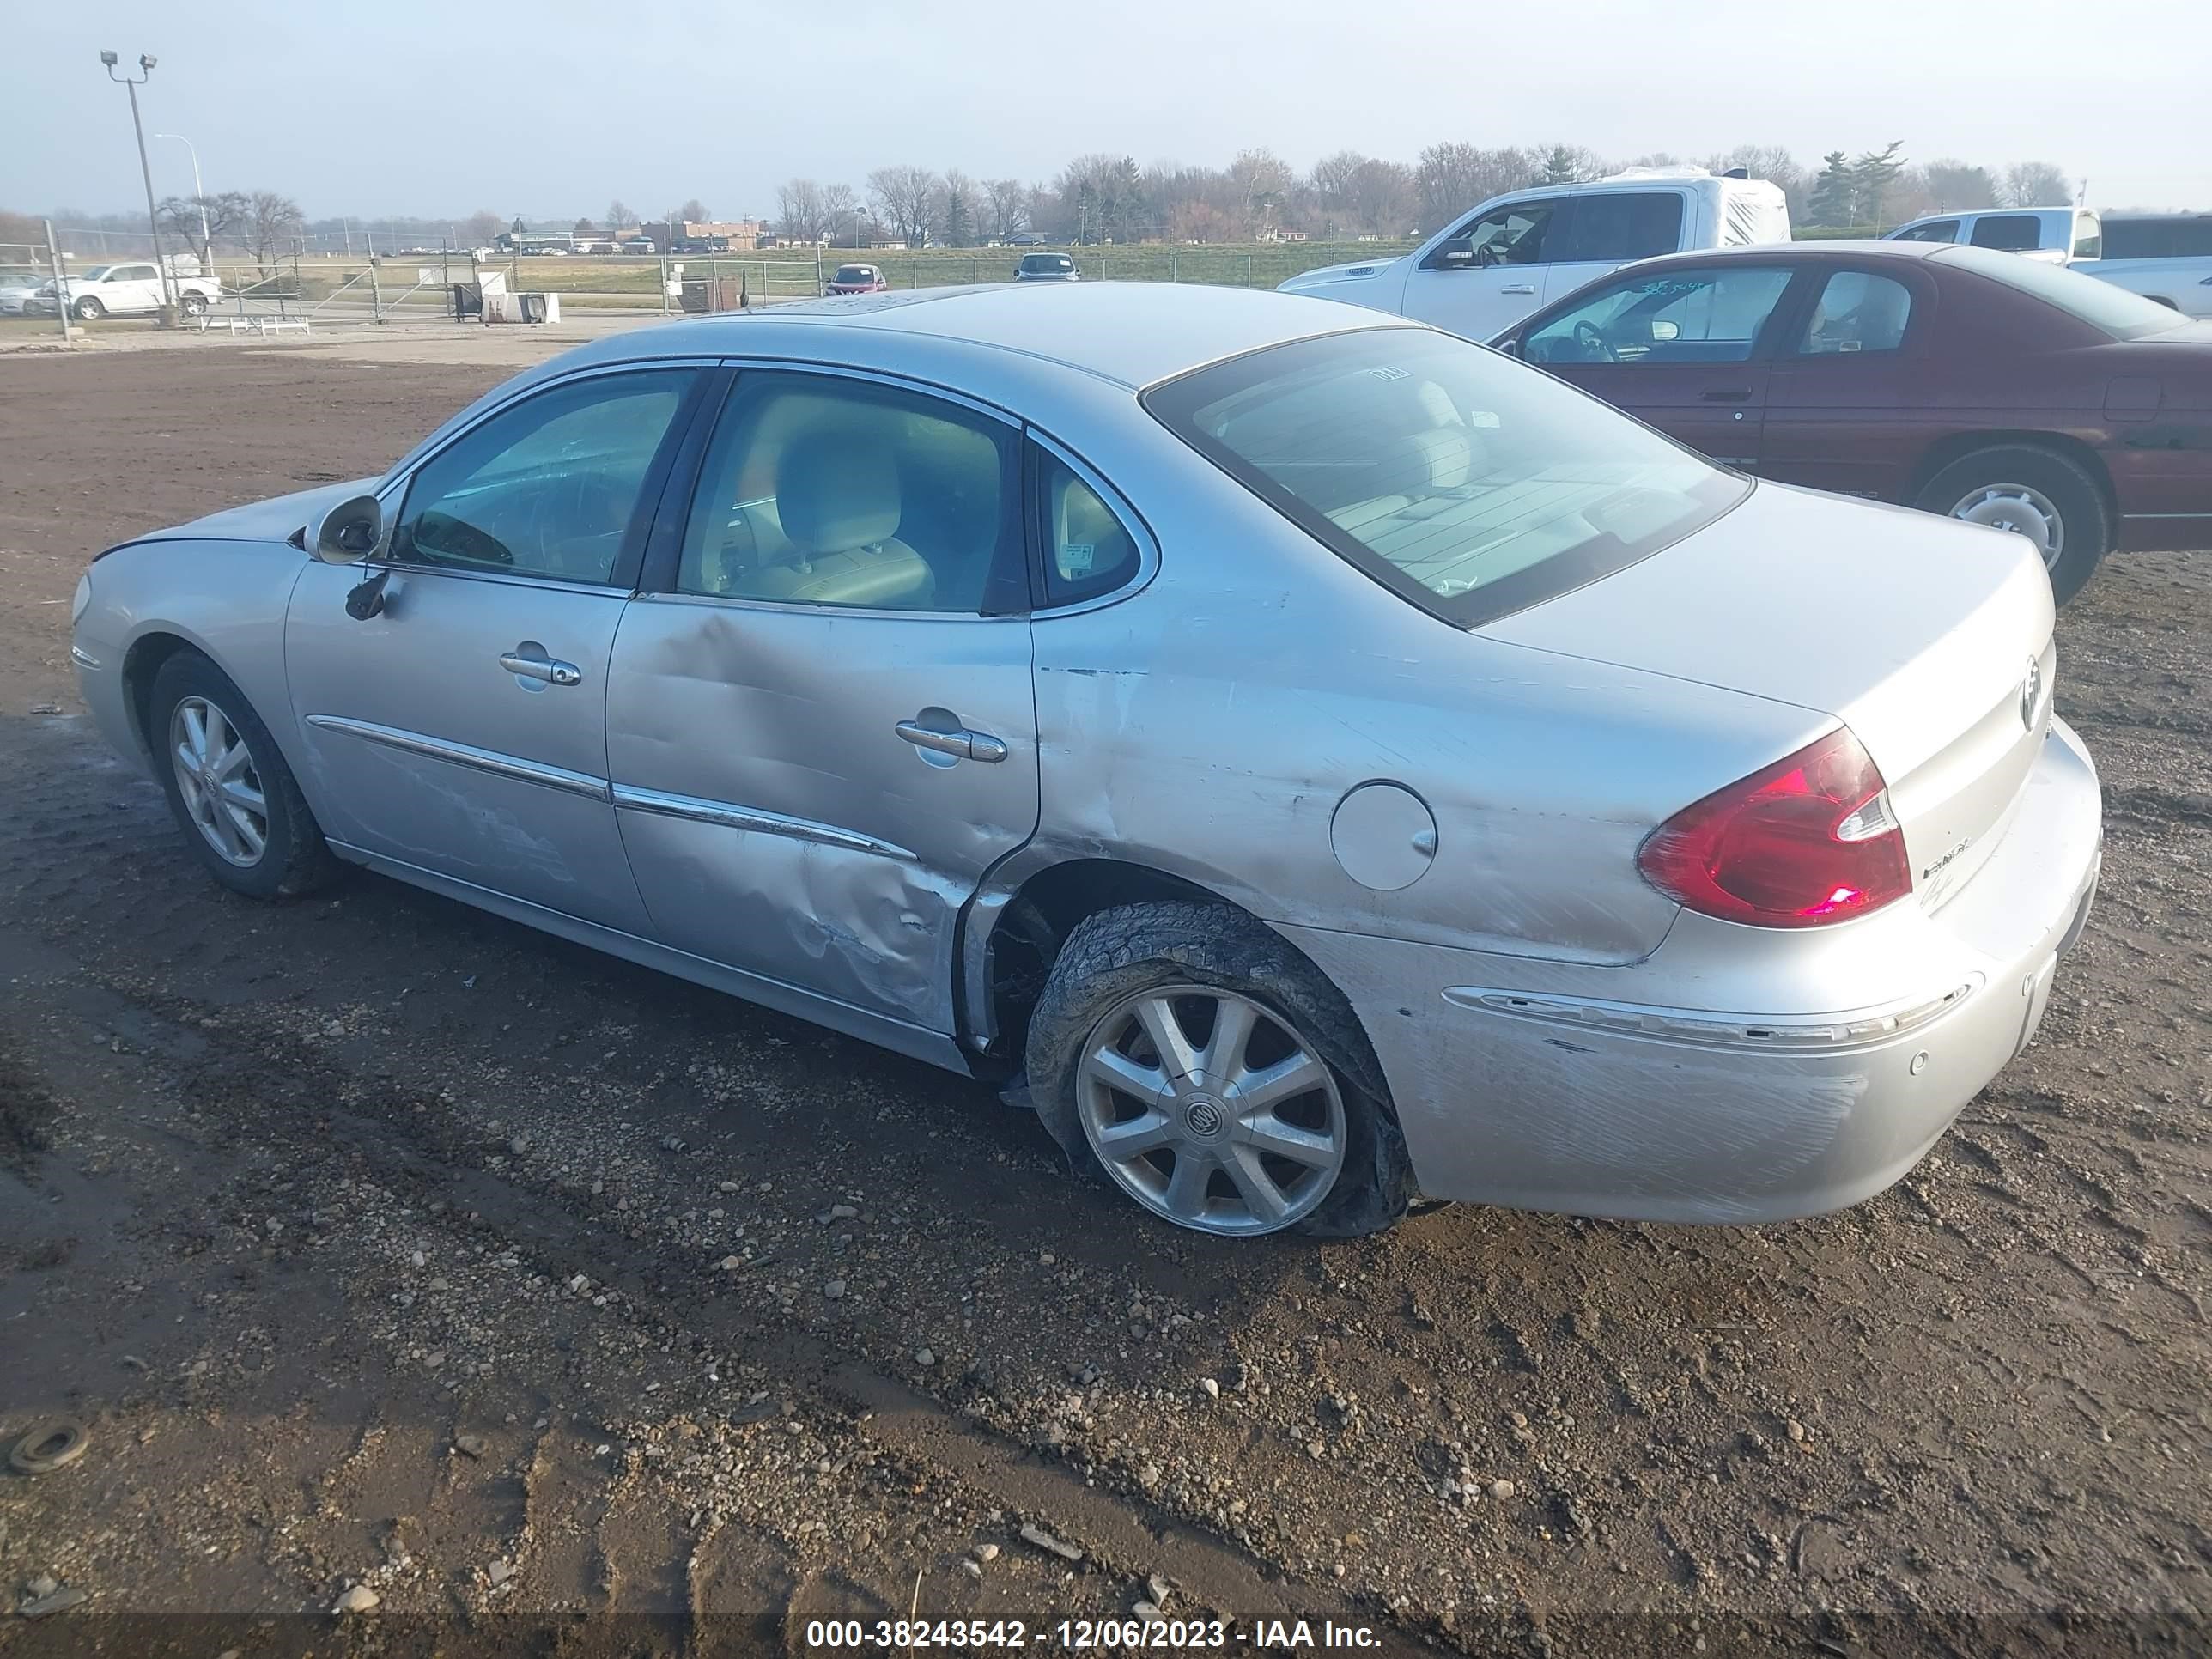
(9, 0, 2206, 224)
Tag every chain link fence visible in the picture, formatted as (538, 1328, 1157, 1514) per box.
(12, 228, 1420, 332)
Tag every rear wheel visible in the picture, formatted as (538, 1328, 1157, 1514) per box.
(149, 651, 340, 900)
(1024, 902, 1414, 1238)
(179, 291, 208, 318)
(1916, 443, 2110, 605)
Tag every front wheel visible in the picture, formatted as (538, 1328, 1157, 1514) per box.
(1916, 443, 2111, 605)
(150, 651, 340, 900)
(72, 296, 105, 321)
(1024, 901, 1414, 1238)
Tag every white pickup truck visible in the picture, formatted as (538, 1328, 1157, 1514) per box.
(1279, 168, 1791, 340)
(34, 261, 222, 321)
(1885, 208, 2212, 318)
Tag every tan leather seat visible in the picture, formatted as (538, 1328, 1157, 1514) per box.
(735, 430, 933, 609)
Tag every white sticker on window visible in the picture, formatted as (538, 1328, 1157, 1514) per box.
(1060, 543, 1096, 574)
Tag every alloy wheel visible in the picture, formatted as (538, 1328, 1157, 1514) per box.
(169, 696, 269, 866)
(1075, 986, 1346, 1237)
(1950, 482, 2063, 571)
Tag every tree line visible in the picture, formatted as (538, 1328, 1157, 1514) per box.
(6, 140, 2087, 265)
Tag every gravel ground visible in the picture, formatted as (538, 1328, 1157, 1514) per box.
(0, 343, 2206, 1657)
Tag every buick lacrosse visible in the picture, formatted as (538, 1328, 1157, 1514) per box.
(72, 283, 2101, 1237)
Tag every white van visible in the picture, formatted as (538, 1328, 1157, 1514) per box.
(1884, 206, 2101, 265)
(1279, 168, 1791, 341)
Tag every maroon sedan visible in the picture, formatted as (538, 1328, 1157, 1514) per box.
(1494, 240, 2212, 599)
(823, 263, 890, 296)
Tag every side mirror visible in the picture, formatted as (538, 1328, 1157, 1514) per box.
(306, 493, 384, 565)
(1425, 236, 1476, 271)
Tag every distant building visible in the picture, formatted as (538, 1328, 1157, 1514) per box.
(667, 219, 767, 252)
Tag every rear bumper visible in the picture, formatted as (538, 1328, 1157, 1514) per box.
(1282, 718, 2103, 1224)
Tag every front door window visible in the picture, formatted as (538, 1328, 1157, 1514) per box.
(391, 370, 694, 584)
(1524, 266, 1795, 365)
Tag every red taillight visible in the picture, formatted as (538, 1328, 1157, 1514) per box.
(1638, 727, 1911, 928)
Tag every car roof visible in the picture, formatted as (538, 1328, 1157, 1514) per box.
(1627, 240, 1946, 266)
(567, 282, 1416, 391)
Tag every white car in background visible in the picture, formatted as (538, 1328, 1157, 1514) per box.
(1886, 207, 2212, 318)
(1279, 168, 1791, 341)
(29, 261, 222, 321)
(1886, 206, 2099, 264)
(0, 271, 47, 314)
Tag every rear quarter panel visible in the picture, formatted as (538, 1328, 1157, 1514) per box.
(1020, 382, 1823, 968)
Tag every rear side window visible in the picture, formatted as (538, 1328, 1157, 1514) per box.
(1146, 327, 1744, 629)
(1032, 447, 1143, 605)
(1893, 219, 1960, 245)
(2101, 216, 2212, 260)
(1968, 215, 2045, 252)
(1794, 271, 1914, 356)
(1558, 192, 1686, 264)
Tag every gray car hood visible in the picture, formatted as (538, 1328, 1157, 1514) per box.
(145, 477, 381, 545)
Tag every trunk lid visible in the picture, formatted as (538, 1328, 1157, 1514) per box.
(1485, 481, 2057, 911)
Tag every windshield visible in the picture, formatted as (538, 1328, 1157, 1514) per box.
(76, 266, 112, 282)
(1932, 243, 2185, 338)
(1145, 326, 1746, 629)
(831, 266, 875, 282)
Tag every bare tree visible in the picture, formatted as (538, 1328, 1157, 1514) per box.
(1413, 144, 1537, 230)
(1921, 160, 1998, 211)
(244, 191, 307, 273)
(2002, 161, 2071, 207)
(1346, 159, 1415, 236)
(1310, 149, 1368, 216)
(460, 209, 501, 246)
(605, 200, 636, 234)
(1227, 147, 1293, 234)
(776, 178, 830, 242)
(678, 198, 708, 223)
(981, 177, 1029, 239)
(821, 183, 860, 246)
(157, 191, 247, 261)
(867, 166, 942, 247)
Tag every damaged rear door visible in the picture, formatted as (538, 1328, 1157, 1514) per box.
(605, 364, 1037, 1043)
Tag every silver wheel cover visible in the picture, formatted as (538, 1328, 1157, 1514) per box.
(169, 696, 270, 867)
(1950, 482, 2063, 571)
(1075, 986, 1347, 1237)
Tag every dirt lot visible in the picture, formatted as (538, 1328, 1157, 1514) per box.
(0, 341, 2205, 1657)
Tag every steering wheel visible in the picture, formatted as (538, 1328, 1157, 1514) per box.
(412, 508, 513, 567)
(1573, 320, 1619, 364)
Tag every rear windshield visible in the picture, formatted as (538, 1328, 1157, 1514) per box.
(1145, 327, 1745, 629)
(1021, 254, 1072, 270)
(1932, 243, 2185, 338)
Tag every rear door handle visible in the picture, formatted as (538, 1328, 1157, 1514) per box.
(896, 717, 1007, 763)
(1699, 386, 1756, 403)
(499, 645, 582, 687)
(1499, 283, 1536, 295)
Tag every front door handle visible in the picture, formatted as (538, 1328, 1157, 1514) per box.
(499, 645, 582, 687)
(896, 717, 1007, 763)
(1499, 283, 1536, 295)
(1699, 386, 1756, 403)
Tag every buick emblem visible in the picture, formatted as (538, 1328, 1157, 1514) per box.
(1182, 1097, 1225, 1139)
(2020, 657, 2044, 730)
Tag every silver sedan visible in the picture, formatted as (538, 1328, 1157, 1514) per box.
(71, 283, 2103, 1237)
